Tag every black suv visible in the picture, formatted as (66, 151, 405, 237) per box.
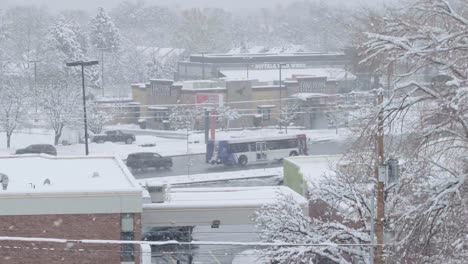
(126, 152, 173, 170)
(15, 144, 57, 156)
(91, 130, 136, 144)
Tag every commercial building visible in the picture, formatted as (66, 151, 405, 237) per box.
(176, 52, 350, 80)
(131, 66, 365, 130)
(0, 155, 143, 264)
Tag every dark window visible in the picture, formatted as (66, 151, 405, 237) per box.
(153, 110, 169, 122)
(257, 107, 272, 121)
(229, 143, 249, 153)
(121, 214, 135, 262)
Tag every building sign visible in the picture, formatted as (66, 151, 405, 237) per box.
(299, 77, 327, 93)
(196, 94, 224, 107)
(151, 83, 171, 96)
(252, 63, 306, 70)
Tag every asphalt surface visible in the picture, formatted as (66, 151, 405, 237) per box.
(132, 139, 349, 179)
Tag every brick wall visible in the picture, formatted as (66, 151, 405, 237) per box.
(0, 213, 141, 264)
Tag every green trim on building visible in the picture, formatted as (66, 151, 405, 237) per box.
(283, 158, 307, 196)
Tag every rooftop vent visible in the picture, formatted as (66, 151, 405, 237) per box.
(146, 183, 168, 203)
(0, 173, 9, 190)
(43, 178, 51, 185)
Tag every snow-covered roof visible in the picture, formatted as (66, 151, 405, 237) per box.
(286, 155, 341, 185)
(291, 93, 331, 100)
(145, 186, 307, 209)
(181, 86, 226, 91)
(148, 106, 169, 110)
(226, 45, 305, 55)
(257, 105, 276, 108)
(136, 46, 186, 63)
(0, 155, 141, 193)
(219, 68, 356, 82)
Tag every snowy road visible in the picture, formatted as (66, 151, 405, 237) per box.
(132, 139, 349, 179)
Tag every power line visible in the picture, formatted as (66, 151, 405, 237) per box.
(0, 236, 383, 248)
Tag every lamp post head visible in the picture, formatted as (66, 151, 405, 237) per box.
(66, 60, 99, 67)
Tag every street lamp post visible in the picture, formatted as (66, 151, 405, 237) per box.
(66, 60, 99, 156)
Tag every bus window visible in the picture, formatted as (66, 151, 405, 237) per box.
(229, 143, 248, 153)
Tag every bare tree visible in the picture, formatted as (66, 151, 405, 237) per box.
(362, 0, 468, 262)
(39, 74, 81, 145)
(216, 106, 240, 131)
(0, 76, 29, 148)
(86, 100, 114, 135)
(277, 100, 300, 134)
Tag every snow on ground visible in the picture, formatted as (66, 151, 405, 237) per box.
(140, 167, 282, 186)
(0, 127, 349, 159)
(0, 129, 205, 159)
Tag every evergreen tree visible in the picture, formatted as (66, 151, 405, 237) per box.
(90, 7, 121, 51)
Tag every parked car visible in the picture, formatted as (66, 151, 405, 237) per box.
(91, 130, 135, 144)
(126, 152, 173, 170)
(15, 144, 57, 156)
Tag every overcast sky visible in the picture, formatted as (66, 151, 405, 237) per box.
(1, 0, 384, 12)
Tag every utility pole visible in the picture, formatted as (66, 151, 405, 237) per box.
(278, 63, 287, 131)
(101, 48, 105, 97)
(66, 60, 99, 156)
(375, 91, 385, 264)
(201, 52, 206, 80)
(29, 60, 41, 117)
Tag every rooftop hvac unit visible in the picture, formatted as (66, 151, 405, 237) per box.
(146, 183, 168, 203)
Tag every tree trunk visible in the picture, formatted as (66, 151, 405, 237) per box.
(6, 133, 11, 148)
(54, 133, 61, 145)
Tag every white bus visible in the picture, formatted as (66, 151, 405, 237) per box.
(206, 134, 308, 166)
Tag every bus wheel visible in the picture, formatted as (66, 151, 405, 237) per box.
(289, 151, 298, 157)
(238, 155, 248, 166)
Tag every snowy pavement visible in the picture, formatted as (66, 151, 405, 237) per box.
(0, 127, 351, 160)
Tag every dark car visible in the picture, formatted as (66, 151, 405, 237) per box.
(91, 130, 135, 144)
(15, 144, 57, 156)
(126, 152, 173, 170)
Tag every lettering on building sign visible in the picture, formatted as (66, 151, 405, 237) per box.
(299, 79, 326, 93)
(151, 83, 171, 96)
(252, 63, 306, 70)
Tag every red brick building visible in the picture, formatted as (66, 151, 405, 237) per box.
(0, 155, 143, 264)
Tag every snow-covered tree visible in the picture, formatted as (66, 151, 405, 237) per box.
(38, 71, 81, 145)
(254, 191, 371, 264)
(360, 0, 468, 262)
(90, 7, 121, 51)
(277, 100, 300, 134)
(43, 16, 85, 62)
(43, 16, 100, 90)
(168, 106, 204, 131)
(216, 106, 240, 131)
(86, 101, 114, 135)
(0, 76, 29, 148)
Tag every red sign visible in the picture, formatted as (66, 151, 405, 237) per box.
(195, 94, 223, 107)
